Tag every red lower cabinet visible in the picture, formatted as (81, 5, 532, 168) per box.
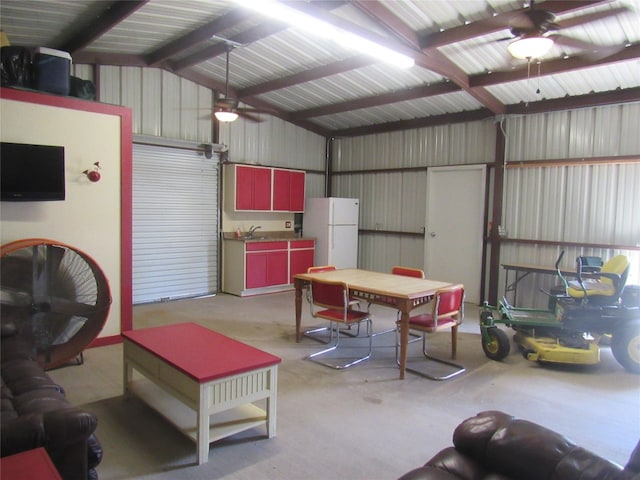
(289, 240, 315, 283)
(245, 242, 288, 289)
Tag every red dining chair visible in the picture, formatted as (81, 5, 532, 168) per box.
(391, 266, 425, 279)
(306, 279, 372, 369)
(304, 265, 362, 342)
(396, 283, 466, 380)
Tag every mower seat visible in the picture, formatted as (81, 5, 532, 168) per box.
(567, 254, 630, 303)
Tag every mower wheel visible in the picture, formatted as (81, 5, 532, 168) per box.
(611, 321, 640, 374)
(482, 327, 510, 361)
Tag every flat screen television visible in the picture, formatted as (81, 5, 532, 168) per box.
(1, 142, 66, 201)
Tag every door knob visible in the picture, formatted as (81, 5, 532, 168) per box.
(430, 232, 436, 238)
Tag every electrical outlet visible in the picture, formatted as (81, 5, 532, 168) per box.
(285, 221, 292, 228)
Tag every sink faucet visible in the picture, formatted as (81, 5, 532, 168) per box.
(247, 225, 262, 237)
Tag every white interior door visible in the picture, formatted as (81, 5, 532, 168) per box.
(425, 165, 486, 304)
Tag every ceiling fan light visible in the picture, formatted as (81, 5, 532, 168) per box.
(215, 110, 239, 122)
(507, 35, 553, 59)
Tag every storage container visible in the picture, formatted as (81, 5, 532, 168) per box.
(33, 47, 71, 95)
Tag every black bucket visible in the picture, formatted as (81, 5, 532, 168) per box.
(621, 285, 640, 308)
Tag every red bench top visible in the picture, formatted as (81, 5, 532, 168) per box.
(122, 322, 281, 382)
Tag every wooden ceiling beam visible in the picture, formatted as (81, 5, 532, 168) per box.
(418, 1, 611, 50)
(291, 82, 460, 120)
(330, 109, 494, 137)
(351, 0, 421, 49)
(146, 9, 252, 66)
(58, 1, 149, 54)
(335, 1, 506, 114)
(237, 55, 376, 97)
(470, 44, 640, 87)
(171, 22, 288, 71)
(506, 86, 640, 114)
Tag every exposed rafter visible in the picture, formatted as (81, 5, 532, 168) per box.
(57, 0, 149, 54)
(15, 0, 636, 138)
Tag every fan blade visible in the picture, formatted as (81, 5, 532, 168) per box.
(236, 106, 277, 115)
(237, 110, 264, 123)
(555, 6, 630, 30)
(550, 34, 624, 60)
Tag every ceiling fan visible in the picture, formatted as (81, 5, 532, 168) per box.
(498, 1, 629, 61)
(214, 47, 274, 123)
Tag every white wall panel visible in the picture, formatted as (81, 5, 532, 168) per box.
(161, 70, 181, 140)
(140, 68, 162, 137)
(219, 115, 325, 171)
(331, 120, 494, 273)
(506, 103, 640, 161)
(91, 65, 213, 142)
(502, 104, 640, 304)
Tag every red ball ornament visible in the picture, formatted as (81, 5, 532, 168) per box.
(87, 170, 101, 182)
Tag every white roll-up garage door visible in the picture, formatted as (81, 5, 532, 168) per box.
(132, 143, 219, 304)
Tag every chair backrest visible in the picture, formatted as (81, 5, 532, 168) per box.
(308, 265, 337, 274)
(601, 255, 629, 282)
(433, 284, 464, 324)
(602, 255, 631, 296)
(310, 279, 348, 310)
(391, 266, 424, 279)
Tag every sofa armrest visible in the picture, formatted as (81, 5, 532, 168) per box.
(1, 413, 46, 456)
(42, 407, 97, 446)
(452, 411, 624, 480)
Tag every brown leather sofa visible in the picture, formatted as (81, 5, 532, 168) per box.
(399, 410, 640, 480)
(1, 323, 102, 480)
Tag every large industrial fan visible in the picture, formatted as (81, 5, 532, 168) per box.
(1, 238, 111, 369)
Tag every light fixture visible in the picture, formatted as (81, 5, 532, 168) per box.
(507, 34, 553, 60)
(232, 0, 414, 69)
(214, 110, 239, 122)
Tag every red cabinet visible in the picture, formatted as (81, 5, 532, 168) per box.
(289, 240, 315, 283)
(235, 165, 272, 211)
(273, 169, 305, 212)
(226, 164, 304, 212)
(245, 241, 288, 289)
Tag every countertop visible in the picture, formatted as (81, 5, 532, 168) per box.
(222, 232, 314, 243)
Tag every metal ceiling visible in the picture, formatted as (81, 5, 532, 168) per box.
(1, 0, 639, 137)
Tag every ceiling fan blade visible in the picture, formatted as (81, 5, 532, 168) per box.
(237, 110, 264, 123)
(550, 34, 624, 60)
(555, 6, 630, 30)
(236, 106, 277, 115)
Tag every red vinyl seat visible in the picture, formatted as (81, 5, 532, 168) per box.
(396, 283, 466, 380)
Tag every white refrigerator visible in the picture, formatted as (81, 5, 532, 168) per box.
(303, 197, 359, 269)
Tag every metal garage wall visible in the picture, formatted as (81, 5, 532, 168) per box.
(331, 120, 496, 272)
(133, 143, 219, 304)
(498, 103, 640, 307)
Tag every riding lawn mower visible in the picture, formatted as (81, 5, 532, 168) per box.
(480, 251, 640, 373)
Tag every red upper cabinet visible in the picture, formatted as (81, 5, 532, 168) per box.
(235, 165, 272, 211)
(273, 168, 305, 212)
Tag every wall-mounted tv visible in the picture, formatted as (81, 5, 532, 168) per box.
(1, 142, 66, 201)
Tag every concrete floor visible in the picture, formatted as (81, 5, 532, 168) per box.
(49, 291, 640, 479)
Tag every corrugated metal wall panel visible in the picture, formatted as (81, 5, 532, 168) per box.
(132, 144, 219, 304)
(506, 103, 640, 161)
(93, 65, 213, 142)
(502, 103, 640, 304)
(141, 68, 162, 137)
(219, 115, 325, 170)
(331, 121, 493, 271)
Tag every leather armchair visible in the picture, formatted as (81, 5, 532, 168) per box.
(1, 323, 102, 480)
(399, 410, 640, 480)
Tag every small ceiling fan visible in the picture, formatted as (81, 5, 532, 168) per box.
(498, 1, 629, 60)
(214, 46, 275, 122)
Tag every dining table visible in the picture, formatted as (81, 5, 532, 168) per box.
(293, 268, 455, 379)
